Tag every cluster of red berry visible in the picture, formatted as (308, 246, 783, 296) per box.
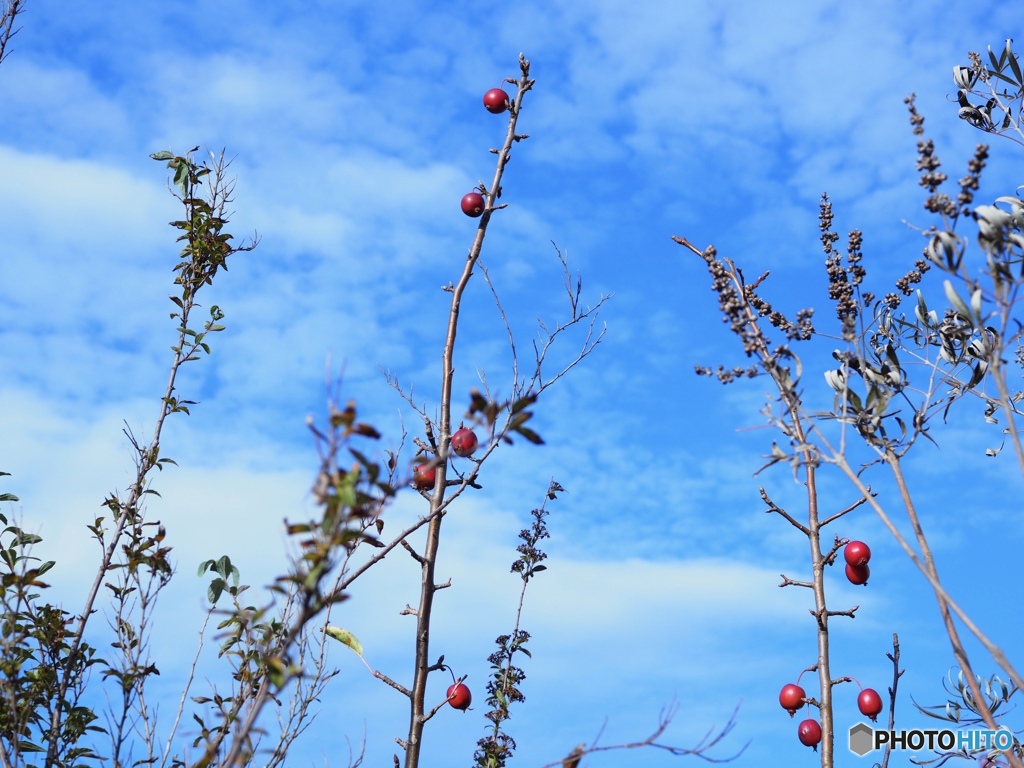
(412, 427, 479, 491)
(844, 539, 871, 585)
(460, 88, 511, 218)
(779, 683, 883, 747)
(779, 540, 881, 749)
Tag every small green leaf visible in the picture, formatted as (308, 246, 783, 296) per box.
(515, 426, 544, 445)
(207, 579, 225, 604)
(511, 394, 538, 414)
(150, 151, 175, 161)
(846, 390, 863, 412)
(325, 625, 364, 656)
(173, 163, 188, 194)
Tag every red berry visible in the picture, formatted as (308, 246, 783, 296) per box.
(483, 88, 510, 114)
(797, 718, 822, 749)
(846, 563, 870, 585)
(413, 462, 436, 491)
(779, 683, 806, 716)
(451, 427, 479, 458)
(845, 540, 871, 567)
(447, 682, 472, 711)
(461, 192, 485, 217)
(858, 688, 883, 721)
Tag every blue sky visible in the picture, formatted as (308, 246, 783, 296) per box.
(2, 1, 1023, 766)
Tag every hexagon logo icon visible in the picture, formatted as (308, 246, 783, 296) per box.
(849, 722, 874, 756)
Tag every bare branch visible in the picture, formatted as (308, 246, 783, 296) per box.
(540, 702, 746, 767)
(0, 0, 25, 68)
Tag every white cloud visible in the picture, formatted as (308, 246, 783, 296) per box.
(0, 146, 169, 250)
(4, 2, 1024, 765)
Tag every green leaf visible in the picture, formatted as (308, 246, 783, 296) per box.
(325, 625, 364, 656)
(173, 162, 188, 194)
(150, 150, 175, 161)
(515, 426, 544, 445)
(846, 390, 863, 412)
(511, 393, 538, 414)
(207, 579, 224, 604)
